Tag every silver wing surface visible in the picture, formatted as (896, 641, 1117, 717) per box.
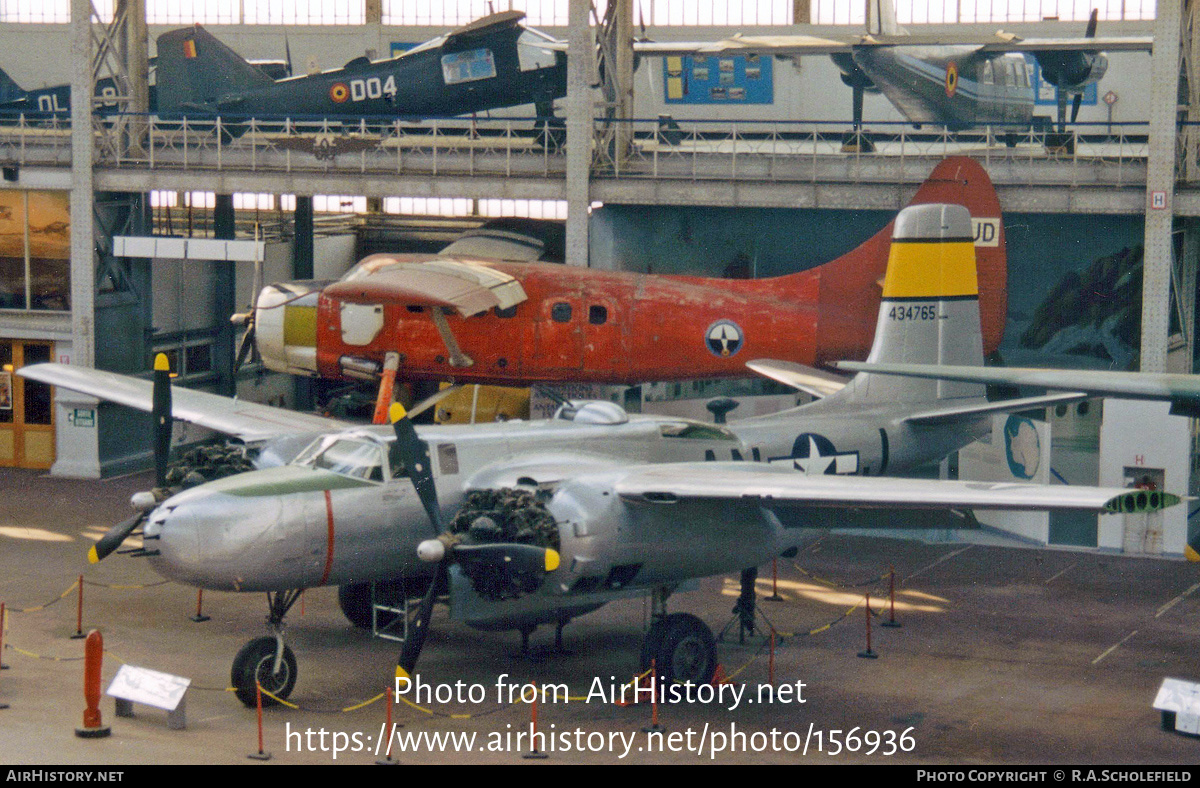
(17, 363, 353, 443)
(615, 462, 1178, 514)
(838, 362, 1200, 415)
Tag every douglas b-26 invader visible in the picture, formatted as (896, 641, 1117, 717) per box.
(21, 203, 1175, 706)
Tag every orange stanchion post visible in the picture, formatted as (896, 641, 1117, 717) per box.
(769, 628, 776, 686)
(857, 593, 878, 659)
(191, 589, 211, 623)
(74, 630, 110, 737)
(641, 660, 665, 733)
(248, 682, 272, 760)
(523, 685, 548, 759)
(70, 575, 85, 639)
(376, 683, 399, 765)
(765, 558, 783, 602)
(1, 601, 8, 669)
(0, 602, 7, 709)
(882, 567, 901, 628)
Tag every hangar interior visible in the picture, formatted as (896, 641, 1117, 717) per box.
(0, 0, 1194, 559)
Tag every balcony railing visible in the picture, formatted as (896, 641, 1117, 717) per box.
(0, 110, 1161, 189)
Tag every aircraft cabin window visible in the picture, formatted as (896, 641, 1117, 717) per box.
(551, 302, 572, 323)
(438, 444, 459, 475)
(441, 48, 498, 85)
(309, 438, 385, 482)
(589, 305, 608, 325)
(982, 61, 993, 85)
(495, 305, 517, 318)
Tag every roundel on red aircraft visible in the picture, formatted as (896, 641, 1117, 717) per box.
(330, 83, 350, 103)
(705, 319, 744, 357)
(945, 62, 958, 98)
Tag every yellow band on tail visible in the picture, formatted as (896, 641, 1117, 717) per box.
(881, 241, 977, 300)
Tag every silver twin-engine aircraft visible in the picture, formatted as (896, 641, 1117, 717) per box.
(20, 202, 1177, 706)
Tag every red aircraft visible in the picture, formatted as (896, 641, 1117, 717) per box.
(250, 157, 1005, 387)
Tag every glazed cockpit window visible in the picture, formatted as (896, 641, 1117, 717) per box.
(299, 437, 386, 482)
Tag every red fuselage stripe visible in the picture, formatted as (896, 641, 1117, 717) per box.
(321, 489, 335, 585)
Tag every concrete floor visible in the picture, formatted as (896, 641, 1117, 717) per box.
(1, 465, 1198, 765)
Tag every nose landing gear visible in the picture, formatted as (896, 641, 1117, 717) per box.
(231, 589, 304, 707)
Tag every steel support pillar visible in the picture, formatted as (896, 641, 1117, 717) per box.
(564, 0, 592, 267)
(1141, 1, 1186, 372)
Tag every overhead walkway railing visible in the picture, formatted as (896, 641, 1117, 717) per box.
(0, 110, 1157, 189)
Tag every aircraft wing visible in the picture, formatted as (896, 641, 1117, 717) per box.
(837, 362, 1200, 416)
(746, 359, 847, 399)
(631, 32, 1151, 58)
(901, 391, 1087, 425)
(325, 258, 527, 317)
(615, 462, 1178, 514)
(17, 363, 354, 443)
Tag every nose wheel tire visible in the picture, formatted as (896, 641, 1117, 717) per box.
(232, 636, 298, 708)
(641, 613, 717, 687)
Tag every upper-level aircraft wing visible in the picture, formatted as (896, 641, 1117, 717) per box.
(17, 363, 353, 443)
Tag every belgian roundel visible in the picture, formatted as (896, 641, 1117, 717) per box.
(330, 83, 350, 103)
(945, 62, 958, 98)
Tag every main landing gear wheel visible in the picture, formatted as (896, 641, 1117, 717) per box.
(231, 636, 297, 708)
(641, 613, 717, 687)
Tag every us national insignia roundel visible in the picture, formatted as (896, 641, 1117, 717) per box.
(705, 319, 744, 357)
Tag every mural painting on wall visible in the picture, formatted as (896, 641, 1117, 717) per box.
(0, 190, 70, 311)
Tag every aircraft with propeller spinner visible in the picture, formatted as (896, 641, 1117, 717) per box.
(237, 157, 1007, 389)
(20, 201, 1180, 705)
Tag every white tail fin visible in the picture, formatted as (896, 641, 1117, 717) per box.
(866, 0, 901, 36)
(843, 203, 985, 404)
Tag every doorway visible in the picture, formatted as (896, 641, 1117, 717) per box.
(0, 339, 54, 469)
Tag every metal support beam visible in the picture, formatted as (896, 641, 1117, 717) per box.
(564, 0, 592, 267)
(213, 194, 235, 396)
(1141, 1, 1186, 373)
(70, 0, 96, 370)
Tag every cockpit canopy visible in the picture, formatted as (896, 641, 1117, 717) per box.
(553, 400, 629, 425)
(292, 433, 407, 483)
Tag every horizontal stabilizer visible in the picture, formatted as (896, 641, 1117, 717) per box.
(17, 363, 351, 443)
(615, 462, 1182, 514)
(746, 359, 847, 399)
(901, 391, 1087, 425)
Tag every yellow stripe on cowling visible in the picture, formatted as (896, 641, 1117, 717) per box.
(881, 241, 978, 300)
(282, 305, 317, 348)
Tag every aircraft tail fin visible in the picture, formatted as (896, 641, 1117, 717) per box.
(0, 66, 25, 104)
(155, 25, 274, 114)
(804, 157, 1006, 367)
(866, 0, 902, 36)
(841, 202, 986, 404)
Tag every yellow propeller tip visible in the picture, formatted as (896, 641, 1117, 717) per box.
(87, 546, 100, 564)
(389, 403, 408, 423)
(395, 665, 411, 682)
(545, 548, 560, 573)
(153, 353, 170, 372)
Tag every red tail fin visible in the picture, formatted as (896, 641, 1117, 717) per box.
(809, 157, 1006, 363)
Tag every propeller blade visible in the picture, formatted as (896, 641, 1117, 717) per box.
(389, 402, 440, 534)
(396, 562, 446, 683)
(233, 324, 256, 373)
(1071, 92, 1083, 124)
(88, 512, 145, 564)
(1085, 8, 1098, 38)
(152, 353, 173, 488)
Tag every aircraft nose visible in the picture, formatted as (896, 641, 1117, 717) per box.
(142, 490, 290, 591)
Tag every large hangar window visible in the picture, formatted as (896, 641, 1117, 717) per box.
(0, 191, 70, 313)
